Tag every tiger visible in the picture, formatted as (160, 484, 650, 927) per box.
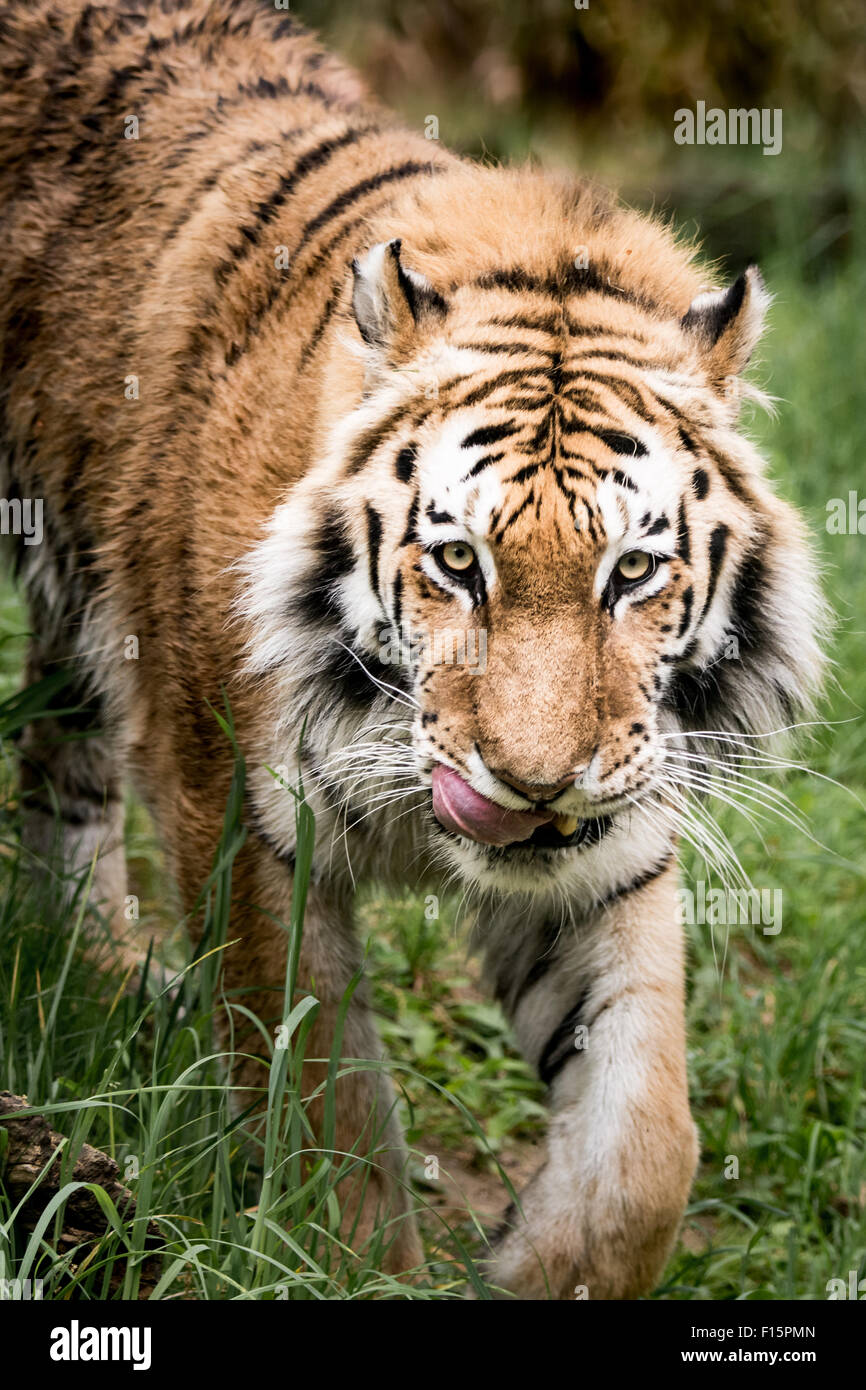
(0, 0, 826, 1299)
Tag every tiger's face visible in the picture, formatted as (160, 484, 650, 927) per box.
(396, 402, 685, 860)
(244, 197, 824, 899)
(390, 393, 688, 854)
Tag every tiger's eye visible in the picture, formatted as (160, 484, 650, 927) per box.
(615, 550, 653, 582)
(441, 541, 476, 572)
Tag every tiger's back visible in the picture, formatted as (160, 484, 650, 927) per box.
(0, 0, 451, 833)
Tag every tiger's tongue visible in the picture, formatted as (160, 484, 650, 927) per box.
(431, 764, 554, 846)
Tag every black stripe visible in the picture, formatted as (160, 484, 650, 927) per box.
(549, 475, 575, 520)
(480, 312, 562, 334)
(472, 262, 660, 315)
(160, 142, 270, 248)
(473, 268, 554, 294)
(342, 379, 470, 476)
(453, 369, 551, 410)
(187, 158, 398, 381)
(594, 850, 676, 911)
(296, 510, 355, 627)
(462, 450, 505, 481)
(727, 545, 769, 660)
(563, 388, 608, 414)
(561, 463, 591, 487)
(461, 421, 520, 450)
(80, 56, 155, 129)
(506, 461, 543, 486)
(211, 73, 332, 113)
(454, 340, 555, 358)
(395, 445, 417, 483)
(301, 160, 443, 243)
(225, 210, 371, 370)
(537, 988, 591, 1086)
(564, 319, 650, 344)
(692, 467, 710, 500)
(696, 437, 755, 506)
(516, 937, 560, 1002)
(677, 585, 694, 638)
(426, 503, 456, 525)
(393, 243, 448, 322)
(496, 492, 533, 540)
(664, 530, 783, 728)
(488, 1199, 520, 1250)
(401, 493, 420, 546)
(216, 127, 374, 280)
(560, 449, 602, 468)
(676, 499, 691, 563)
(701, 523, 730, 620)
(392, 570, 403, 630)
(613, 468, 639, 492)
(565, 369, 655, 423)
(654, 400, 754, 506)
(296, 275, 345, 371)
(365, 503, 383, 599)
(493, 395, 550, 413)
(266, 131, 372, 205)
(274, 13, 305, 40)
(571, 347, 669, 371)
(648, 392, 694, 428)
(346, 403, 419, 475)
(66, 8, 253, 156)
(159, 79, 338, 175)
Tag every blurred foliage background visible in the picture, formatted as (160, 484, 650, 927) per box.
(298, 0, 865, 275)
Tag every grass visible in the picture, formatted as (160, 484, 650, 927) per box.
(1, 207, 865, 1300)
(0, 696, 492, 1299)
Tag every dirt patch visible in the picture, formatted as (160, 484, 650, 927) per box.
(418, 1135, 540, 1231)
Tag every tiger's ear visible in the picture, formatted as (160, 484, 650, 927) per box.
(681, 265, 771, 385)
(351, 238, 446, 355)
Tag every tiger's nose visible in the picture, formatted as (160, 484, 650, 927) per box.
(492, 770, 579, 804)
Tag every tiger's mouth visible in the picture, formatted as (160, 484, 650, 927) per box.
(430, 763, 612, 852)
(518, 819, 593, 849)
(431, 762, 551, 845)
(491, 815, 613, 854)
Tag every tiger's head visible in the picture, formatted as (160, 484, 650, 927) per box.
(244, 170, 826, 899)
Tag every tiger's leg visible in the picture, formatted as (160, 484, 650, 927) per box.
(481, 863, 697, 1300)
(197, 831, 423, 1275)
(18, 634, 134, 969)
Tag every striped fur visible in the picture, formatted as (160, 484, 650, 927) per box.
(0, 1, 826, 1298)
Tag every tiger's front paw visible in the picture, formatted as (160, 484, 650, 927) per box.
(484, 1123, 699, 1300)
